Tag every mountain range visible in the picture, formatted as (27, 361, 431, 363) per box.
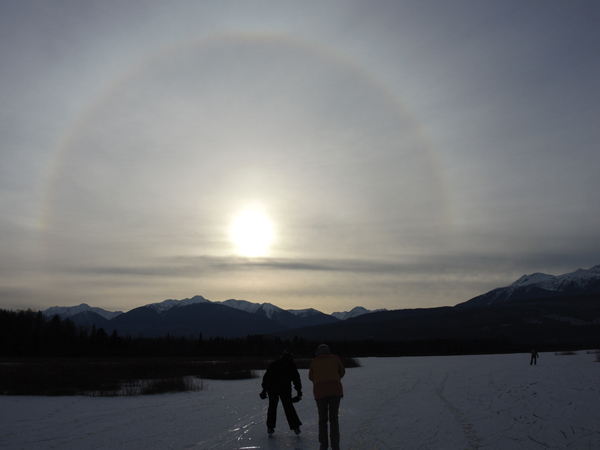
(43, 295, 384, 338)
(42, 265, 600, 345)
(455, 264, 600, 308)
(273, 265, 600, 346)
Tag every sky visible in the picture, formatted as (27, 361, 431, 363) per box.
(1, 1, 599, 314)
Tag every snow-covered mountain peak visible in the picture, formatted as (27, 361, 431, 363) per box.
(43, 303, 123, 320)
(220, 299, 284, 319)
(569, 264, 600, 278)
(510, 272, 554, 288)
(332, 306, 388, 321)
(512, 265, 600, 292)
(259, 303, 284, 319)
(287, 308, 321, 318)
(220, 299, 261, 314)
(148, 295, 209, 312)
(458, 264, 600, 308)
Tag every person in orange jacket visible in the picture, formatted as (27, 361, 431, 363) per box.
(309, 344, 345, 450)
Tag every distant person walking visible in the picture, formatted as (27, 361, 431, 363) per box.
(260, 350, 302, 436)
(530, 349, 539, 365)
(309, 344, 345, 450)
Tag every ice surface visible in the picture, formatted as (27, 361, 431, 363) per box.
(1, 352, 599, 449)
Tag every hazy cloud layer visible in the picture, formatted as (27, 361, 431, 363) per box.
(1, 1, 599, 313)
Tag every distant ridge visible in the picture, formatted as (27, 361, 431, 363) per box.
(332, 306, 388, 321)
(43, 296, 381, 328)
(108, 302, 285, 338)
(41, 296, 367, 338)
(39, 264, 600, 343)
(43, 303, 123, 320)
(456, 264, 600, 308)
(147, 295, 210, 312)
(271, 264, 600, 345)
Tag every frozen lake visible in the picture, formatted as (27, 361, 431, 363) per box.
(1, 351, 598, 449)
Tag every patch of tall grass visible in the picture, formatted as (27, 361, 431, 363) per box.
(0, 358, 253, 396)
(88, 377, 205, 396)
(0, 356, 361, 396)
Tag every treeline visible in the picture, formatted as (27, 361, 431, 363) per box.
(0, 308, 552, 359)
(0, 309, 285, 358)
(0, 309, 321, 358)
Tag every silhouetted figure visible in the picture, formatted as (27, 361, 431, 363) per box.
(530, 349, 539, 365)
(260, 350, 302, 436)
(309, 344, 345, 450)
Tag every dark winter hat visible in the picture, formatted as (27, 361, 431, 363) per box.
(315, 344, 331, 356)
(282, 349, 294, 360)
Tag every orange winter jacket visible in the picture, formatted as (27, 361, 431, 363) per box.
(308, 354, 345, 399)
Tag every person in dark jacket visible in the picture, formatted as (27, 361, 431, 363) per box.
(530, 349, 539, 365)
(260, 350, 302, 435)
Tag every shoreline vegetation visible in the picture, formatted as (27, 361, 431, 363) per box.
(0, 357, 361, 396)
(1, 308, 596, 396)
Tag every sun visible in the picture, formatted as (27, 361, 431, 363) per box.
(230, 210, 274, 257)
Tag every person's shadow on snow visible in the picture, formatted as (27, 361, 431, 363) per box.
(265, 436, 304, 449)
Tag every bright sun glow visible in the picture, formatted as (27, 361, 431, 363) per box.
(230, 210, 274, 257)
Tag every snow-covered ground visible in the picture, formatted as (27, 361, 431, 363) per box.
(1, 352, 599, 449)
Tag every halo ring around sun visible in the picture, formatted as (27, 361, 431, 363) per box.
(40, 33, 451, 270)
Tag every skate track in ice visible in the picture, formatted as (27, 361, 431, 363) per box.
(1, 352, 599, 449)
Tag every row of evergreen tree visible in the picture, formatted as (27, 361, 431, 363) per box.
(0, 309, 297, 357)
(1, 308, 529, 358)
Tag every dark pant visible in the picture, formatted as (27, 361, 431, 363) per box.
(267, 389, 301, 430)
(316, 396, 341, 450)
(530, 355, 537, 365)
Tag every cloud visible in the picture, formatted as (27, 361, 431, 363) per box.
(1, 1, 600, 313)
